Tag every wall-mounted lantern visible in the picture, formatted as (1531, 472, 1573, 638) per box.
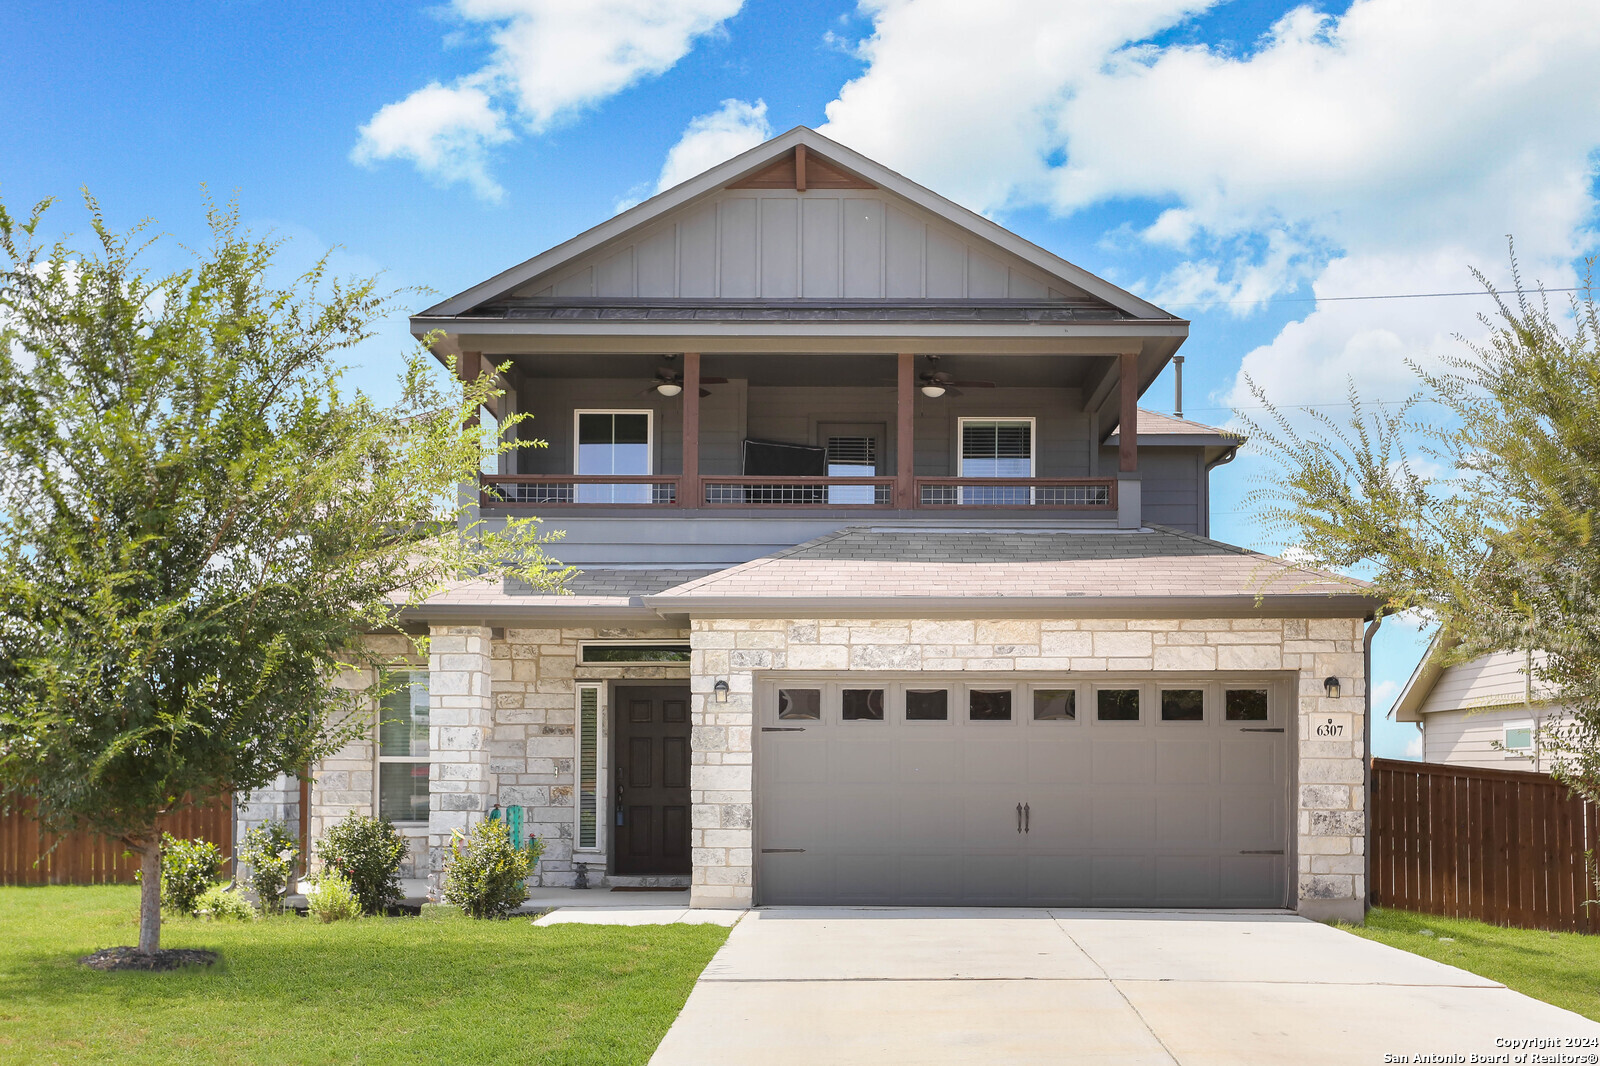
(1323, 676, 1342, 699)
(714, 679, 730, 703)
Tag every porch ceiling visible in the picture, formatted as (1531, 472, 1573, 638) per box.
(501, 351, 1097, 389)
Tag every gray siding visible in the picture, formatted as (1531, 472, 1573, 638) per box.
(1101, 446, 1207, 535)
(1417, 650, 1550, 714)
(516, 379, 1092, 479)
(1421, 704, 1556, 772)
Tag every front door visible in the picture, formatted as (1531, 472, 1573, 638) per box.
(613, 685, 692, 875)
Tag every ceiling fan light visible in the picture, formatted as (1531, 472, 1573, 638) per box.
(655, 383, 683, 397)
(920, 384, 946, 398)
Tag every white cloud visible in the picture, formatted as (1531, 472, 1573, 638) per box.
(1402, 729, 1423, 759)
(655, 98, 771, 192)
(353, 83, 511, 201)
(353, 0, 745, 198)
(1372, 679, 1400, 716)
(818, 0, 1600, 434)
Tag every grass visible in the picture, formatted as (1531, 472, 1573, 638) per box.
(1344, 907, 1600, 1021)
(0, 885, 729, 1065)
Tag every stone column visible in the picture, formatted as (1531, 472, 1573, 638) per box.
(427, 624, 496, 877)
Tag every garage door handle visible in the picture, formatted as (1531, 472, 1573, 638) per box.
(1024, 803, 1030, 833)
(1016, 803, 1023, 834)
(762, 727, 807, 732)
(761, 848, 805, 854)
(1239, 849, 1284, 855)
(1240, 727, 1284, 733)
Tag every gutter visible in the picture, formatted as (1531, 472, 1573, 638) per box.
(640, 591, 1381, 619)
(1363, 612, 1383, 917)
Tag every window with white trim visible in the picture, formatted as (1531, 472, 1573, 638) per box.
(1504, 720, 1534, 754)
(376, 670, 430, 824)
(576, 685, 601, 850)
(959, 418, 1034, 505)
(575, 410, 652, 503)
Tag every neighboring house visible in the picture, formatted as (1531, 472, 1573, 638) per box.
(238, 127, 1377, 921)
(1392, 636, 1554, 771)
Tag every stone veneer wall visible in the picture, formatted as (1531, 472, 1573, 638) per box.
(687, 616, 1369, 916)
(484, 624, 690, 887)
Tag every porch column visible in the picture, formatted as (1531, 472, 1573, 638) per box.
(896, 352, 915, 509)
(681, 352, 700, 508)
(427, 624, 496, 880)
(459, 351, 482, 428)
(1117, 350, 1142, 529)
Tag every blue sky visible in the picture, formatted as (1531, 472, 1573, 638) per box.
(8, 0, 1600, 758)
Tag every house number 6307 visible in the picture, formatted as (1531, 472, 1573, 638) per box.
(1316, 719, 1344, 737)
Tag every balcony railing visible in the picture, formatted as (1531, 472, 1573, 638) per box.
(702, 476, 895, 507)
(479, 475, 1115, 510)
(481, 475, 679, 506)
(916, 477, 1116, 509)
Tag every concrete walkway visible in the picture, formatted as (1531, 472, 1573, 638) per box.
(651, 908, 1600, 1065)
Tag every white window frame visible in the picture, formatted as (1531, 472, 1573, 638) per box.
(572, 409, 654, 475)
(574, 683, 608, 857)
(375, 668, 430, 827)
(956, 416, 1036, 478)
(1504, 719, 1535, 755)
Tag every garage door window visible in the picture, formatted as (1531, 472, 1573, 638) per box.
(1097, 688, 1140, 721)
(843, 688, 885, 721)
(1225, 689, 1269, 722)
(1033, 689, 1076, 721)
(1161, 689, 1205, 722)
(969, 689, 1012, 721)
(778, 688, 821, 720)
(905, 689, 949, 721)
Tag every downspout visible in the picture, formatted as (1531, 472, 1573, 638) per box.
(1363, 613, 1383, 917)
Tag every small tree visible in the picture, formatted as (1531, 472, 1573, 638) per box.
(1242, 252, 1600, 801)
(0, 193, 569, 954)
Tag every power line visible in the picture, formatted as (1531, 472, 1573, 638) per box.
(1161, 286, 1583, 309)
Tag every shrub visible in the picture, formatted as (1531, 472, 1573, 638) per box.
(144, 833, 224, 916)
(316, 812, 406, 915)
(441, 818, 541, 919)
(195, 883, 255, 921)
(239, 820, 298, 914)
(306, 871, 362, 923)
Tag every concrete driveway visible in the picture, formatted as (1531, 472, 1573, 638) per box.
(651, 909, 1600, 1065)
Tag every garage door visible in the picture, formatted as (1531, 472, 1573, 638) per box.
(756, 676, 1291, 907)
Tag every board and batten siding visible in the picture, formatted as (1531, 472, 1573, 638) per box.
(1100, 445, 1207, 536)
(512, 191, 1075, 302)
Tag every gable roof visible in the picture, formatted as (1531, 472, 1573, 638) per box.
(419, 127, 1175, 322)
(642, 525, 1374, 618)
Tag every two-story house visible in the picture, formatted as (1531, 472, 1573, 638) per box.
(243, 128, 1377, 922)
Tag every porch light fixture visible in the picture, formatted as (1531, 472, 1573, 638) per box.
(1323, 676, 1341, 699)
(655, 382, 683, 397)
(920, 384, 946, 398)
(714, 679, 730, 703)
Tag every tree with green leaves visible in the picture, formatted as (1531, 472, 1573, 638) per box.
(0, 193, 567, 956)
(1242, 255, 1600, 801)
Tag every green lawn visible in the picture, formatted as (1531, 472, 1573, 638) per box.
(0, 885, 729, 1065)
(1345, 907, 1600, 1021)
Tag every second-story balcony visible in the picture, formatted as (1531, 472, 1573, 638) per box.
(470, 345, 1144, 523)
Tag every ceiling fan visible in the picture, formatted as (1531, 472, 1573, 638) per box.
(918, 356, 995, 398)
(639, 367, 728, 398)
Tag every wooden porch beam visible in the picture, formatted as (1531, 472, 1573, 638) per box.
(682, 352, 701, 508)
(1118, 350, 1139, 474)
(897, 352, 915, 509)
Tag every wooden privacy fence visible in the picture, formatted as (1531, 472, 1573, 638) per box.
(0, 794, 232, 886)
(1371, 757, 1599, 933)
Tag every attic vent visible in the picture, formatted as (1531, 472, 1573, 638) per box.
(827, 436, 877, 468)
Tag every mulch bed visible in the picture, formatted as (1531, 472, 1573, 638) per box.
(79, 947, 219, 972)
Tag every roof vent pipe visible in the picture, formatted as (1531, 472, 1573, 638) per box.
(1173, 355, 1185, 419)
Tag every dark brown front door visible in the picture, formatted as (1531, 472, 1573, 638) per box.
(613, 685, 691, 875)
